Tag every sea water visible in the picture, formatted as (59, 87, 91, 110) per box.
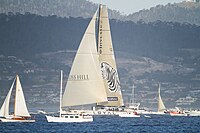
(0, 115, 200, 133)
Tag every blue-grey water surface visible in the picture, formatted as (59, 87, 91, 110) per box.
(0, 115, 200, 133)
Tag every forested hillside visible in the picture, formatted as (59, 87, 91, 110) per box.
(0, 13, 199, 59)
(0, 4, 200, 109)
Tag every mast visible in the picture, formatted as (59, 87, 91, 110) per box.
(14, 75, 18, 117)
(131, 84, 135, 103)
(158, 84, 161, 112)
(97, 4, 101, 52)
(59, 70, 63, 118)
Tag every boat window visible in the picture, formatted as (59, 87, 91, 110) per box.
(70, 116, 74, 118)
(75, 116, 79, 118)
(65, 116, 68, 118)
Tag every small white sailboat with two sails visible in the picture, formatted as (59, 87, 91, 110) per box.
(46, 6, 108, 123)
(0, 75, 35, 122)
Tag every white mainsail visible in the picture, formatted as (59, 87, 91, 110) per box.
(0, 78, 16, 117)
(97, 5, 124, 106)
(14, 75, 30, 117)
(158, 84, 166, 112)
(62, 11, 108, 107)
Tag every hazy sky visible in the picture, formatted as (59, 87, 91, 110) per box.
(88, 0, 184, 14)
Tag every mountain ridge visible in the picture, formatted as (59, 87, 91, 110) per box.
(126, 2, 200, 26)
(0, 0, 200, 25)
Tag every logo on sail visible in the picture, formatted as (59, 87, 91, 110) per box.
(107, 97, 118, 101)
(99, 23, 103, 54)
(101, 62, 120, 92)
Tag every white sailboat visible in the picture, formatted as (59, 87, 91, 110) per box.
(93, 5, 124, 116)
(148, 84, 167, 115)
(46, 7, 108, 122)
(128, 85, 151, 115)
(156, 84, 167, 114)
(0, 75, 35, 122)
(126, 84, 141, 110)
(118, 84, 140, 117)
(156, 85, 186, 116)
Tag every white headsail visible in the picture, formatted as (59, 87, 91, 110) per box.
(0, 78, 16, 117)
(158, 84, 166, 112)
(14, 75, 30, 117)
(97, 5, 124, 107)
(62, 10, 108, 107)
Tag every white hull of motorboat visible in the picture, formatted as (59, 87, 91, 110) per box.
(136, 111, 153, 115)
(46, 115, 93, 123)
(188, 114, 200, 116)
(170, 113, 187, 116)
(187, 111, 200, 116)
(151, 111, 166, 115)
(118, 112, 140, 118)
